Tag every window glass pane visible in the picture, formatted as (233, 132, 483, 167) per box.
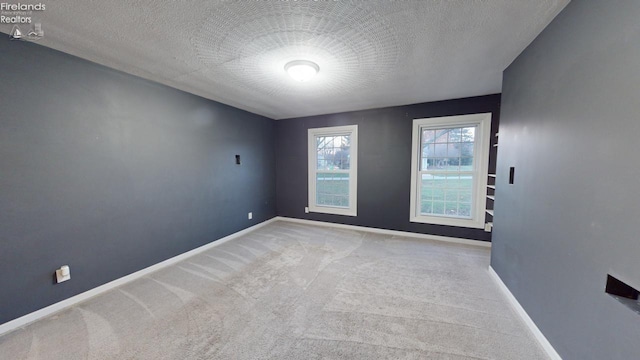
(462, 127, 475, 142)
(420, 173, 473, 218)
(432, 201, 445, 215)
(434, 143, 447, 158)
(445, 202, 459, 216)
(447, 143, 458, 157)
(460, 142, 474, 157)
(316, 135, 351, 170)
(421, 143, 435, 157)
(420, 144, 435, 171)
(422, 129, 436, 143)
(444, 189, 458, 203)
(459, 202, 471, 217)
(434, 130, 449, 143)
(422, 127, 479, 173)
(421, 200, 433, 215)
(420, 127, 477, 172)
(458, 190, 472, 203)
(316, 172, 349, 207)
(448, 128, 462, 142)
(460, 157, 473, 170)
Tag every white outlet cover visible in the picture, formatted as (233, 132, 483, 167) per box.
(56, 268, 71, 283)
(248, 212, 252, 220)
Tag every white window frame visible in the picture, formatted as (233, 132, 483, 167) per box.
(308, 125, 358, 216)
(409, 113, 491, 228)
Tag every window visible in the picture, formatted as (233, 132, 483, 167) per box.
(410, 113, 491, 228)
(308, 125, 358, 216)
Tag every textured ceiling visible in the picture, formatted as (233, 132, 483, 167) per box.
(1, 0, 569, 119)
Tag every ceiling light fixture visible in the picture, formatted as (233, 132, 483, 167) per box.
(284, 60, 320, 82)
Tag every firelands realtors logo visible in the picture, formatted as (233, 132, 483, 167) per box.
(1, 2, 46, 41)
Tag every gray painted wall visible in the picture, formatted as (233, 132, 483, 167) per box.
(276, 95, 500, 241)
(0, 39, 276, 324)
(491, 0, 640, 358)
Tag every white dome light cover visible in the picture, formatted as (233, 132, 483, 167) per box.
(285, 60, 320, 82)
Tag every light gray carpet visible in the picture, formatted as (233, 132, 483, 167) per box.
(0, 221, 548, 359)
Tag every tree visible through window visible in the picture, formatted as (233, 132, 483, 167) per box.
(420, 126, 475, 218)
(315, 134, 351, 207)
(410, 114, 491, 228)
(308, 125, 358, 216)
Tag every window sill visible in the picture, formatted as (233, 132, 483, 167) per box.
(308, 206, 357, 217)
(410, 216, 484, 229)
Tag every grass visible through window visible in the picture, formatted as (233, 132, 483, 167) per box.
(317, 173, 349, 207)
(420, 176, 473, 218)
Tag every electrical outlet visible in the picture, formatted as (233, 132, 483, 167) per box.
(56, 265, 71, 283)
(248, 212, 252, 220)
(304, 207, 309, 213)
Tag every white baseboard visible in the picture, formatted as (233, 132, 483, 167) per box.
(274, 216, 491, 248)
(488, 266, 562, 360)
(0, 218, 278, 336)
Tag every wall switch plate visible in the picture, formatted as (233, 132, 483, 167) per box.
(304, 207, 309, 213)
(248, 212, 252, 220)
